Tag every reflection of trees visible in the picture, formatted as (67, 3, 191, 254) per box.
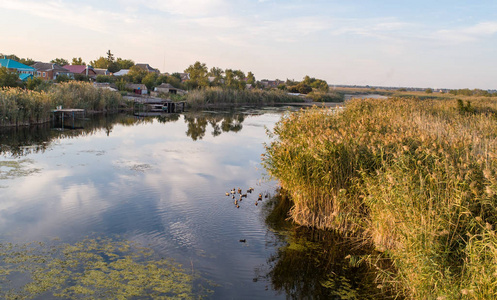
(1, 111, 253, 155)
(261, 192, 387, 300)
(183, 112, 246, 141)
(184, 116, 208, 141)
(0, 114, 145, 157)
(156, 113, 181, 124)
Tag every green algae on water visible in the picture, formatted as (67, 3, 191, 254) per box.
(0, 238, 206, 299)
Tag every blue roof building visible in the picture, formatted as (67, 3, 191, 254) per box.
(0, 58, 36, 81)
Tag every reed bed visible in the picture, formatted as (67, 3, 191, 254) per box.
(263, 97, 497, 299)
(185, 87, 303, 108)
(0, 82, 123, 127)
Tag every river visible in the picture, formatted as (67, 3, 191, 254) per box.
(0, 108, 379, 299)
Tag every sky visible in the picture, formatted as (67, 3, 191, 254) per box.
(1, 0, 497, 89)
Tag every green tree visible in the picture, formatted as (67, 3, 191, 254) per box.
(208, 67, 224, 86)
(55, 74, 71, 83)
(425, 88, 433, 94)
(50, 58, 69, 66)
(142, 72, 158, 91)
(71, 57, 86, 65)
(116, 58, 134, 70)
(26, 77, 42, 90)
(0, 67, 19, 87)
(89, 57, 109, 69)
(115, 78, 127, 91)
(106, 50, 115, 63)
(184, 61, 209, 88)
(247, 71, 255, 85)
(128, 65, 147, 83)
(19, 58, 35, 66)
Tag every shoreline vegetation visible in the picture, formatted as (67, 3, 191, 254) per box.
(0, 82, 124, 127)
(263, 96, 497, 298)
(183, 87, 305, 108)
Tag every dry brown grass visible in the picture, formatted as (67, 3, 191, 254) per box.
(263, 97, 497, 299)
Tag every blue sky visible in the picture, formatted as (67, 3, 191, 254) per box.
(1, 0, 496, 89)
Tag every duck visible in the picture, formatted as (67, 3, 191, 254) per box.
(225, 192, 230, 196)
(234, 199, 238, 205)
(265, 194, 269, 198)
(241, 194, 247, 198)
(238, 188, 242, 194)
(239, 239, 246, 243)
(255, 201, 258, 206)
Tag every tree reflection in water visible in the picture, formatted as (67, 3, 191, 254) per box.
(0, 112, 250, 157)
(184, 112, 245, 141)
(259, 191, 393, 300)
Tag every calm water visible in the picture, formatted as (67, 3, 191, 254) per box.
(0, 108, 379, 299)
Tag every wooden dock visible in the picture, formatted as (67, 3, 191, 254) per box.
(51, 108, 86, 129)
(132, 97, 186, 115)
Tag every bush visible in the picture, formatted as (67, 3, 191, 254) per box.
(306, 91, 344, 102)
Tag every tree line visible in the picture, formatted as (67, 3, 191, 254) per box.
(1, 51, 333, 97)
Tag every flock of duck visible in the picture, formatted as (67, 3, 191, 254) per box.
(225, 187, 269, 208)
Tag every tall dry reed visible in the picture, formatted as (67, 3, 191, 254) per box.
(185, 87, 303, 108)
(0, 82, 124, 127)
(263, 97, 497, 298)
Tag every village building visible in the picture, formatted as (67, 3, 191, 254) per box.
(113, 69, 129, 76)
(135, 63, 159, 73)
(63, 65, 97, 77)
(0, 58, 36, 81)
(126, 83, 148, 95)
(32, 62, 73, 81)
(154, 83, 179, 94)
(94, 68, 111, 76)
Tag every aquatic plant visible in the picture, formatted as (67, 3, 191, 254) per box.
(0, 82, 124, 127)
(263, 97, 497, 298)
(0, 238, 203, 299)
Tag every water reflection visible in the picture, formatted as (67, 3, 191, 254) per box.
(0, 107, 386, 299)
(184, 113, 245, 141)
(0, 112, 256, 157)
(261, 192, 388, 300)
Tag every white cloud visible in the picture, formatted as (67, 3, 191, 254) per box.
(432, 21, 497, 44)
(0, 0, 127, 33)
(142, 0, 228, 17)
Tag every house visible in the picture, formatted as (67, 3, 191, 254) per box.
(126, 83, 148, 95)
(0, 58, 36, 81)
(260, 79, 284, 89)
(135, 63, 159, 73)
(113, 69, 129, 76)
(178, 73, 190, 82)
(63, 65, 97, 77)
(154, 83, 179, 94)
(93, 82, 118, 91)
(32, 62, 73, 81)
(94, 68, 111, 76)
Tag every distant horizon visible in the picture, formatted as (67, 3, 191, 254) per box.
(1, 52, 493, 91)
(1, 0, 496, 90)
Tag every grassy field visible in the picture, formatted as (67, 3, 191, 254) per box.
(263, 96, 497, 299)
(0, 82, 124, 127)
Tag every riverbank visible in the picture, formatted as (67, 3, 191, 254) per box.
(0, 82, 125, 127)
(263, 96, 497, 298)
